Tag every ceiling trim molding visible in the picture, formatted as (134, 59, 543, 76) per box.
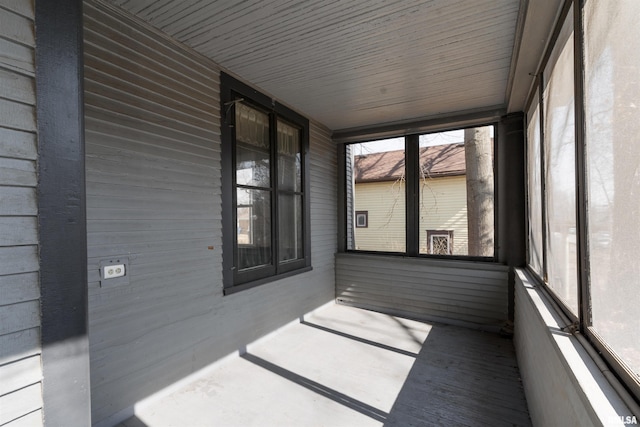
(504, 0, 529, 109)
(332, 105, 505, 144)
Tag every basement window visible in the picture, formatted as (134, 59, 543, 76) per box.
(427, 230, 454, 255)
(220, 73, 311, 293)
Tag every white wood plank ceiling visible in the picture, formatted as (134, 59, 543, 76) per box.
(106, 0, 562, 132)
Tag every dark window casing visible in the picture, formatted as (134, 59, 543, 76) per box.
(220, 72, 311, 294)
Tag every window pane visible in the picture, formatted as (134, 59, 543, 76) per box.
(419, 127, 494, 256)
(236, 103, 270, 187)
(237, 144, 270, 187)
(542, 8, 578, 313)
(527, 100, 543, 274)
(584, 0, 640, 378)
(277, 120, 301, 192)
(278, 194, 303, 262)
(348, 138, 406, 252)
(237, 188, 271, 270)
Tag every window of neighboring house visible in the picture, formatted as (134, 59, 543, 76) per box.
(355, 211, 368, 228)
(345, 125, 495, 258)
(221, 73, 311, 292)
(427, 230, 453, 255)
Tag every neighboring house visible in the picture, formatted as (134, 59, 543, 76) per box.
(352, 143, 469, 255)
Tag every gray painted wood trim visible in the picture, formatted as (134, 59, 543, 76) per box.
(496, 112, 526, 320)
(35, 0, 91, 425)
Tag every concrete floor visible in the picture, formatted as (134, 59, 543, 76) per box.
(119, 303, 531, 427)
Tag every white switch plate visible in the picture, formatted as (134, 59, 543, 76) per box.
(103, 264, 125, 279)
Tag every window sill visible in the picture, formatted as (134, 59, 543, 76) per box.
(223, 266, 313, 296)
(514, 268, 638, 425)
(343, 249, 496, 264)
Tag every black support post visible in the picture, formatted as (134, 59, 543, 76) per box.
(36, 0, 91, 425)
(497, 113, 527, 321)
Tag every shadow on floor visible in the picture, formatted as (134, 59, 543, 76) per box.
(241, 352, 388, 423)
(117, 415, 149, 427)
(382, 324, 531, 426)
(119, 305, 530, 426)
(244, 318, 531, 426)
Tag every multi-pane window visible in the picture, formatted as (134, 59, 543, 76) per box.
(346, 126, 495, 258)
(221, 73, 310, 291)
(235, 103, 272, 271)
(525, 0, 640, 400)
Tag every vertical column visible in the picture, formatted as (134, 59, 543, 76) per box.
(497, 113, 526, 320)
(36, 0, 91, 425)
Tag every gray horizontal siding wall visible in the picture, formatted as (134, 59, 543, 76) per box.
(336, 253, 508, 328)
(84, 1, 336, 425)
(0, 1, 43, 426)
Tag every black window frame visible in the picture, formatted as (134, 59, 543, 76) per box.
(220, 72, 311, 294)
(342, 125, 498, 262)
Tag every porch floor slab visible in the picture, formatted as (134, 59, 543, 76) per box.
(119, 303, 531, 427)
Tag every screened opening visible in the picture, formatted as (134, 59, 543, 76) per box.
(542, 6, 578, 313)
(346, 137, 406, 252)
(345, 125, 495, 258)
(583, 0, 640, 386)
(524, 0, 640, 400)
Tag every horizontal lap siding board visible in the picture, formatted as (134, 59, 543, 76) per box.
(84, 1, 221, 423)
(336, 253, 508, 328)
(0, 2, 43, 426)
(84, 1, 336, 425)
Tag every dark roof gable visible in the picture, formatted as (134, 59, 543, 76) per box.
(354, 143, 466, 183)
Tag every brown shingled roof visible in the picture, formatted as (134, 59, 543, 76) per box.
(354, 143, 466, 183)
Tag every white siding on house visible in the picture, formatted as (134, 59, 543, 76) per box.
(354, 175, 469, 254)
(419, 174, 468, 255)
(84, 1, 336, 425)
(353, 180, 406, 252)
(0, 1, 43, 426)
